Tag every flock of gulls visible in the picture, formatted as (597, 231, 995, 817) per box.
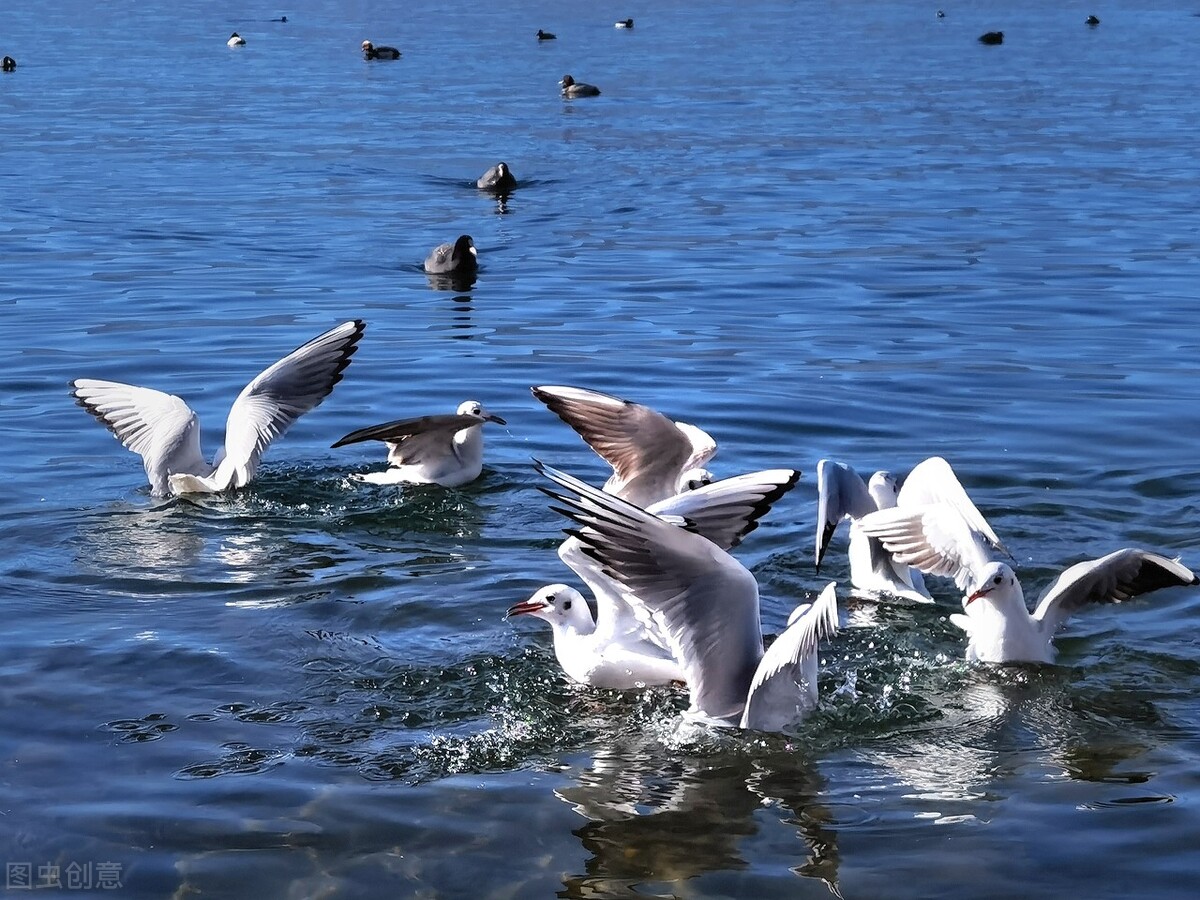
(69, 319, 1199, 735)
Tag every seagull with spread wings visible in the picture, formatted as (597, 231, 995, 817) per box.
(71, 320, 365, 496)
(332, 400, 505, 487)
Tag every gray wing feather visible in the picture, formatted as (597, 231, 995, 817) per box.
(212, 320, 365, 489)
(538, 461, 762, 723)
(532, 385, 716, 505)
(647, 469, 801, 551)
(1033, 548, 1198, 635)
(333, 414, 484, 449)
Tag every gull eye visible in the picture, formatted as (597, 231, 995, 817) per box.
(563, 599, 572, 611)
(993, 574, 1002, 585)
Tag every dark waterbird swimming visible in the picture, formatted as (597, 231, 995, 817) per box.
(477, 162, 517, 193)
(362, 40, 401, 60)
(978, 31, 1004, 45)
(537, 29, 556, 41)
(560, 74, 601, 97)
(424, 235, 478, 277)
(2, 56, 15, 72)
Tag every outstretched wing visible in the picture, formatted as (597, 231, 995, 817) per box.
(531, 385, 717, 506)
(207, 320, 365, 490)
(857, 503, 996, 591)
(815, 459, 875, 569)
(70, 379, 206, 495)
(898, 457, 1009, 558)
(1033, 548, 1198, 636)
(648, 469, 801, 551)
(332, 413, 483, 465)
(741, 582, 839, 732)
(538, 460, 761, 724)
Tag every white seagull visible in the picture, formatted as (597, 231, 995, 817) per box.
(531, 385, 717, 507)
(71, 320, 365, 496)
(815, 459, 930, 602)
(856, 456, 1010, 592)
(533, 462, 839, 731)
(857, 467, 1197, 663)
(952, 552, 1197, 664)
(331, 400, 505, 487)
(510, 468, 802, 690)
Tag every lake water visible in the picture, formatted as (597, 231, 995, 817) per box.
(3, 0, 1200, 896)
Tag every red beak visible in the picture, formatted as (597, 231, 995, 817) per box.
(505, 598, 547, 619)
(966, 585, 992, 604)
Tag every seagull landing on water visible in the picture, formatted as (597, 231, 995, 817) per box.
(511, 468, 802, 690)
(815, 459, 930, 602)
(332, 400, 505, 487)
(531, 385, 717, 507)
(533, 462, 838, 732)
(952, 552, 1197, 664)
(71, 320, 365, 497)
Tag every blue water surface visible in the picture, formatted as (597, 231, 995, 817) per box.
(2, 1, 1200, 896)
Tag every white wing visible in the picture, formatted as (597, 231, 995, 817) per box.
(857, 503, 996, 591)
(176, 320, 365, 492)
(1032, 548, 1198, 636)
(539, 461, 761, 724)
(815, 459, 875, 569)
(70, 379, 206, 496)
(648, 469, 801, 552)
(532, 385, 717, 507)
(898, 457, 1009, 558)
(741, 582, 839, 732)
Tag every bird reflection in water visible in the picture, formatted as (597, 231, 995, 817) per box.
(553, 743, 841, 897)
(448, 294, 474, 340)
(426, 272, 477, 293)
(73, 502, 205, 582)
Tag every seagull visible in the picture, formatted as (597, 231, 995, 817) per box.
(615, 19, 634, 29)
(227, 32, 246, 47)
(424, 235, 477, 277)
(534, 462, 838, 731)
(477, 162, 517, 193)
(952, 552, 1197, 664)
(531, 385, 717, 507)
(513, 468, 804, 688)
(71, 320, 365, 496)
(856, 455, 1010, 592)
(507, 584, 685, 688)
(332, 401, 505, 487)
(361, 40, 401, 60)
(857, 466, 1198, 663)
(815, 459, 930, 602)
(560, 75, 601, 98)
